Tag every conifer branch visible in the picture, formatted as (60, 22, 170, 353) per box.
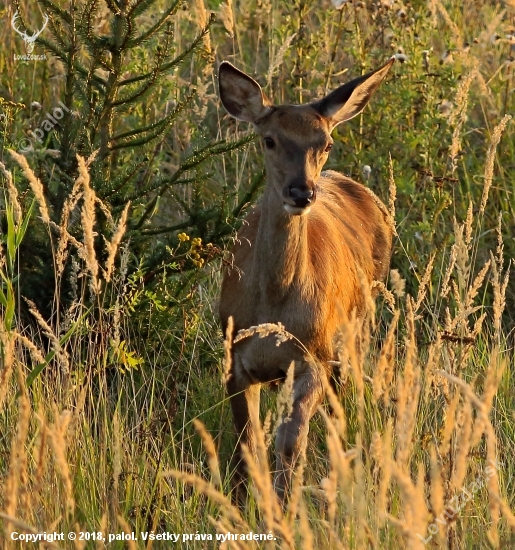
(47, 15, 71, 51)
(137, 220, 192, 237)
(128, 0, 160, 18)
(81, 0, 111, 52)
(38, 0, 73, 25)
(117, 14, 214, 87)
(111, 91, 195, 145)
(105, 0, 121, 16)
(37, 36, 107, 88)
(232, 170, 266, 218)
(133, 134, 256, 230)
(127, 0, 180, 47)
(102, 160, 149, 200)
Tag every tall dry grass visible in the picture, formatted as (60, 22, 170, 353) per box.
(0, 155, 134, 548)
(169, 233, 512, 550)
(158, 118, 514, 548)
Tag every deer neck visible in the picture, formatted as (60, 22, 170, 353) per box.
(252, 184, 310, 297)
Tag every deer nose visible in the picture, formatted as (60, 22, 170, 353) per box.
(286, 184, 316, 208)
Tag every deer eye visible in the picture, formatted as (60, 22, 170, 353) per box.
(325, 143, 333, 153)
(264, 137, 275, 149)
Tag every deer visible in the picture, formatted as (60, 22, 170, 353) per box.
(218, 58, 395, 505)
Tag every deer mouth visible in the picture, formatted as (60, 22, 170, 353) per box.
(283, 203, 312, 216)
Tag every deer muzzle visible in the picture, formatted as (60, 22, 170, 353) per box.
(282, 181, 316, 215)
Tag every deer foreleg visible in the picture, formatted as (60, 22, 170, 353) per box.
(226, 357, 261, 506)
(274, 365, 325, 502)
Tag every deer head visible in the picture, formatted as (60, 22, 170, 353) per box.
(12, 11, 49, 54)
(219, 58, 395, 215)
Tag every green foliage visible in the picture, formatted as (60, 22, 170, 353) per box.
(0, 201, 32, 331)
(1, 0, 261, 316)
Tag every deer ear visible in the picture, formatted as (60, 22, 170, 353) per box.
(219, 62, 272, 123)
(313, 57, 395, 128)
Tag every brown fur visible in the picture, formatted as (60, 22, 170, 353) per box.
(218, 59, 395, 504)
(221, 171, 391, 374)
